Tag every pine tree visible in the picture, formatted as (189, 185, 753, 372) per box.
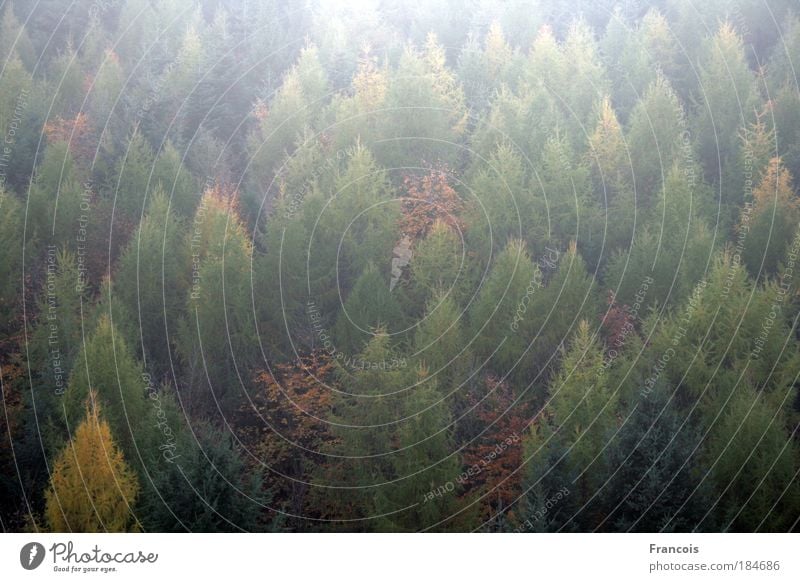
(331, 51, 389, 153)
(0, 188, 23, 335)
(527, 242, 600, 382)
(604, 164, 714, 310)
(140, 421, 264, 532)
(599, 382, 712, 532)
(152, 142, 198, 219)
(468, 238, 540, 382)
(560, 20, 610, 140)
(413, 289, 470, 403)
(0, 3, 35, 68)
(333, 264, 405, 357)
(305, 144, 399, 317)
(532, 137, 600, 264)
(314, 332, 405, 528)
(377, 34, 467, 169)
(26, 141, 84, 253)
(409, 220, 471, 308)
(23, 250, 86, 469)
(63, 315, 150, 468)
(457, 22, 519, 112)
(86, 49, 125, 148)
(586, 97, 636, 253)
(524, 320, 616, 530)
(465, 143, 532, 257)
(45, 397, 140, 532)
(0, 53, 32, 145)
(379, 369, 461, 532)
(627, 74, 686, 204)
(246, 45, 329, 197)
(177, 185, 257, 417)
(694, 22, 758, 189)
(701, 383, 800, 531)
(742, 158, 799, 278)
(114, 189, 188, 378)
(112, 128, 156, 223)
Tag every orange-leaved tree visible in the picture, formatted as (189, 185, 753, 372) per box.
(237, 352, 336, 518)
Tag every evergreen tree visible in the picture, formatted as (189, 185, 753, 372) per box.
(742, 158, 800, 279)
(468, 239, 537, 379)
(626, 74, 686, 204)
(604, 164, 714, 310)
(0, 188, 23, 335)
(114, 189, 189, 378)
(600, 382, 712, 532)
(333, 264, 405, 357)
(526, 242, 600, 383)
(152, 142, 198, 219)
(693, 23, 757, 190)
(409, 220, 472, 309)
(140, 421, 264, 532)
(413, 289, 471, 404)
(377, 34, 467, 169)
(0, 3, 35, 68)
(177, 186, 257, 417)
(586, 97, 636, 254)
(246, 45, 329, 200)
(521, 319, 614, 531)
(379, 371, 461, 532)
(317, 332, 405, 528)
(63, 315, 151, 469)
(112, 129, 156, 224)
(26, 142, 84, 253)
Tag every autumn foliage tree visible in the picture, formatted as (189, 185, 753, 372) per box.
(459, 375, 527, 526)
(45, 397, 140, 532)
(742, 157, 800, 278)
(237, 352, 336, 519)
(400, 167, 464, 242)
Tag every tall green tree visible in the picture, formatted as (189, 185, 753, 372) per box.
(693, 23, 758, 192)
(114, 190, 189, 378)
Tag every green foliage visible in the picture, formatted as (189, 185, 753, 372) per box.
(525, 243, 601, 382)
(114, 190, 189, 377)
(413, 289, 471, 401)
(409, 221, 472, 308)
(693, 23, 758, 191)
(605, 165, 714, 310)
(334, 264, 405, 357)
(152, 142, 198, 218)
(3, 0, 800, 535)
(0, 189, 23, 332)
(63, 315, 152, 470)
(626, 74, 687, 203)
(112, 129, 156, 222)
(177, 188, 257, 417)
(139, 421, 265, 532)
(26, 142, 85, 253)
(468, 239, 537, 378)
(376, 35, 467, 168)
(246, 45, 329, 198)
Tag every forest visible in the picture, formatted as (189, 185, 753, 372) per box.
(1, 0, 800, 533)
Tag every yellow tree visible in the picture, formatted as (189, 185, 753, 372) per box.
(743, 157, 800, 278)
(45, 397, 140, 532)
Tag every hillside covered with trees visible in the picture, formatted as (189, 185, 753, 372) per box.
(1, 0, 800, 532)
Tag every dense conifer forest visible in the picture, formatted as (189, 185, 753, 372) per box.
(1, 0, 800, 532)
